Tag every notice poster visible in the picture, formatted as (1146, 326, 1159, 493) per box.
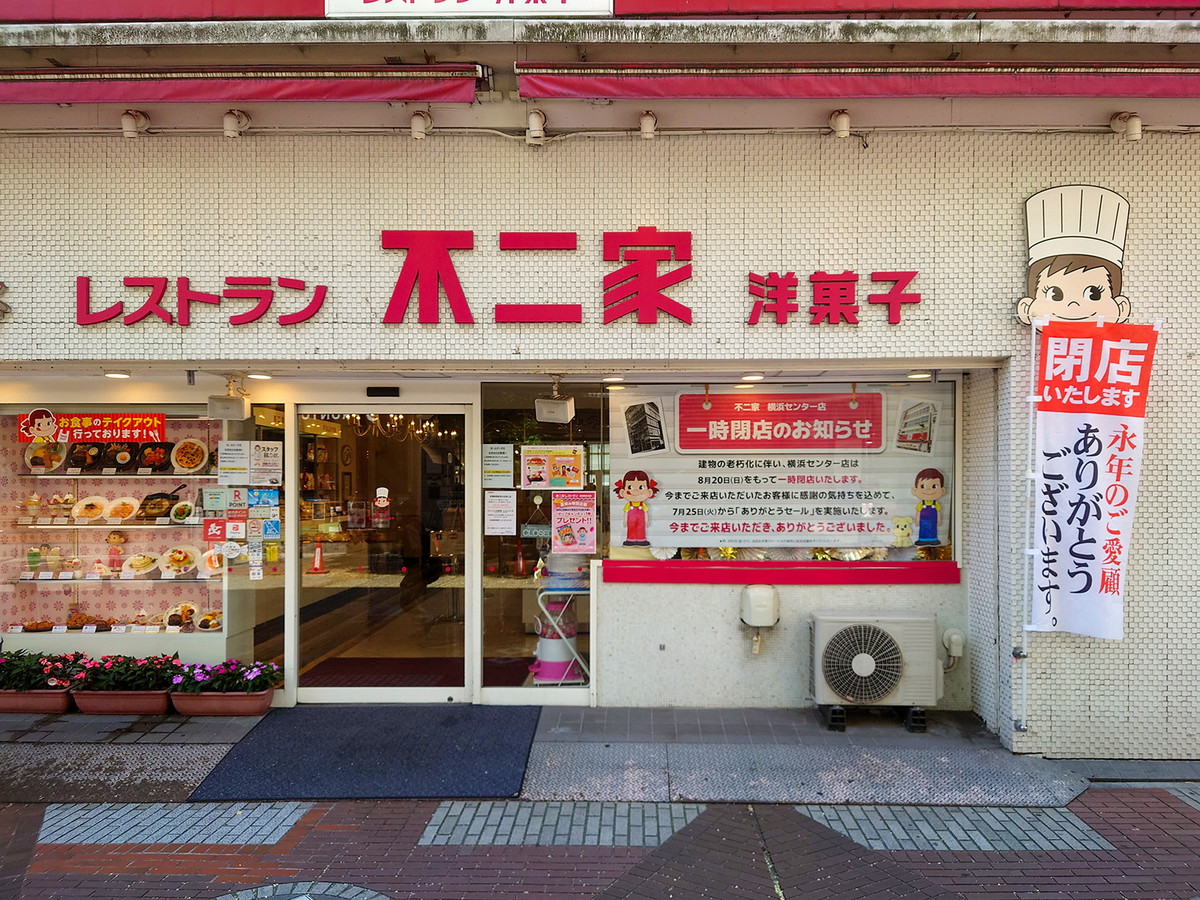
(1029, 320, 1158, 640)
(483, 444, 515, 489)
(609, 386, 954, 550)
(217, 440, 250, 486)
(521, 445, 584, 490)
(551, 491, 597, 553)
(484, 490, 517, 536)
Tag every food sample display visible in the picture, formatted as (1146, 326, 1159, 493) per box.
(3, 415, 229, 638)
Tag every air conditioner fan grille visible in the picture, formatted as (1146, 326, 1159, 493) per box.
(821, 623, 904, 703)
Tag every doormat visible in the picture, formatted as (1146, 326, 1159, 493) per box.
(299, 656, 534, 688)
(190, 705, 542, 800)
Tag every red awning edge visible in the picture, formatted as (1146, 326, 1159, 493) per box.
(516, 62, 1200, 100)
(0, 66, 484, 104)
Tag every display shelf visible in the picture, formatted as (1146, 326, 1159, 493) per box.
(20, 473, 216, 479)
(16, 518, 203, 526)
(11, 576, 223, 585)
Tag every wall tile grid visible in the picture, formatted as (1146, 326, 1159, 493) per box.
(961, 369, 1001, 734)
(1, 131, 1197, 756)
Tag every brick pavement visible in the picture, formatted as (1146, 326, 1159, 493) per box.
(7, 787, 1200, 899)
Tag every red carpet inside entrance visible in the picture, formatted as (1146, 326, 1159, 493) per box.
(300, 656, 534, 687)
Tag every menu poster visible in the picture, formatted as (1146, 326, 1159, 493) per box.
(521, 445, 584, 490)
(551, 491, 597, 554)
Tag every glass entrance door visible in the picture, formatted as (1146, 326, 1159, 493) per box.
(295, 407, 467, 699)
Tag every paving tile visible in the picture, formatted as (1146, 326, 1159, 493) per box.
(419, 801, 704, 846)
(797, 805, 1116, 852)
(666, 743, 1087, 805)
(521, 742, 669, 801)
(0, 743, 233, 803)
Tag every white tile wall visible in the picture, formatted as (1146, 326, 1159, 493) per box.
(1, 130, 1197, 757)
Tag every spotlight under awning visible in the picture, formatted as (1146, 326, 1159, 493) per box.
(0, 64, 487, 104)
(515, 61, 1200, 100)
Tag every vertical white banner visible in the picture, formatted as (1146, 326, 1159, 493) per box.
(1030, 321, 1158, 639)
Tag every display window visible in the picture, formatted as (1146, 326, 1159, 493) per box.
(2, 405, 225, 653)
(1, 403, 287, 665)
(482, 379, 958, 591)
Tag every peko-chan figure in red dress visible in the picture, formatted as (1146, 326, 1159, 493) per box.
(614, 470, 658, 547)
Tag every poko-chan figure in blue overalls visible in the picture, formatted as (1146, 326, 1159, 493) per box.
(911, 468, 946, 546)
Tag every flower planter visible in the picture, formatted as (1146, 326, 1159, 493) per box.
(71, 689, 170, 716)
(170, 688, 274, 716)
(0, 688, 74, 714)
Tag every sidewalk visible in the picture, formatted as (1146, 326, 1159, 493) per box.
(2, 706, 1200, 900)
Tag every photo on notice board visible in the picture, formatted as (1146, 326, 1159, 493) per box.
(894, 400, 939, 454)
(621, 399, 669, 456)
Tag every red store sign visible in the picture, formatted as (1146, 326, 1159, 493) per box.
(74, 226, 921, 329)
(676, 392, 884, 453)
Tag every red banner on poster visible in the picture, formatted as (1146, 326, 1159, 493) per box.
(676, 391, 883, 452)
(17, 410, 166, 443)
(1036, 321, 1157, 417)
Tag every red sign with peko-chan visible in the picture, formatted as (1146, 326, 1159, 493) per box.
(675, 391, 883, 453)
(17, 411, 166, 444)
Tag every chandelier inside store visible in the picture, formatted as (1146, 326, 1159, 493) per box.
(349, 413, 456, 445)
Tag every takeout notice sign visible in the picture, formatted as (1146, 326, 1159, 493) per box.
(18, 410, 165, 444)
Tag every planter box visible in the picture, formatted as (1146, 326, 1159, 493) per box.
(0, 688, 74, 714)
(71, 689, 170, 716)
(170, 688, 274, 716)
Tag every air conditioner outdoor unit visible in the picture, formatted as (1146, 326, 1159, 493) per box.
(811, 612, 944, 708)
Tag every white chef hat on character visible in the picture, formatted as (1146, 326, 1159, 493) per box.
(1025, 184, 1130, 268)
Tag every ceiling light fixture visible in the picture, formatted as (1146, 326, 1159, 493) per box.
(605, 384, 626, 391)
(104, 369, 132, 379)
(410, 109, 432, 140)
(829, 109, 851, 139)
(734, 383, 756, 389)
(907, 370, 933, 380)
(602, 375, 625, 382)
(246, 372, 273, 380)
(741, 372, 765, 382)
(223, 109, 251, 138)
(120, 109, 150, 139)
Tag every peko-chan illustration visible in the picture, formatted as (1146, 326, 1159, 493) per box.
(1017, 185, 1132, 328)
(19, 408, 59, 442)
(911, 468, 946, 546)
(614, 470, 658, 547)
